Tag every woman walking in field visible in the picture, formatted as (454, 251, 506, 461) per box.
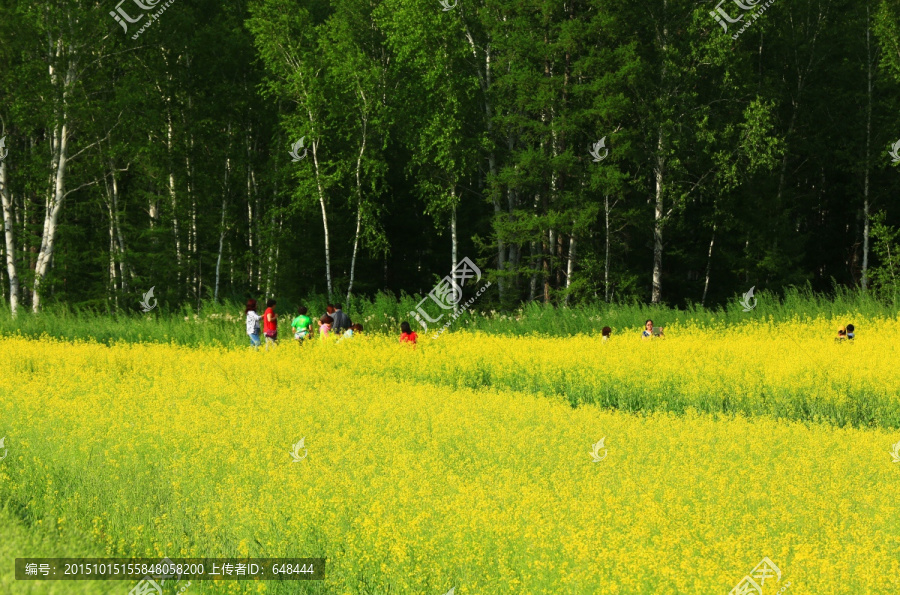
(245, 299, 262, 349)
(399, 321, 418, 346)
(263, 299, 278, 349)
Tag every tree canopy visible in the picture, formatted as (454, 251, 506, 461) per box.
(0, 0, 898, 313)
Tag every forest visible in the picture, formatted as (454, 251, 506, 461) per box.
(1, 0, 900, 314)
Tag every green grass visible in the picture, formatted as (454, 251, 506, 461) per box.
(0, 286, 893, 347)
(0, 507, 118, 594)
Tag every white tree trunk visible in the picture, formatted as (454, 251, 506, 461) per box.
(253, 170, 261, 292)
(104, 161, 132, 298)
(33, 118, 70, 312)
(565, 222, 576, 306)
(702, 224, 716, 307)
(604, 194, 610, 302)
(347, 111, 367, 304)
(246, 137, 255, 289)
(652, 126, 665, 304)
(544, 227, 553, 302)
(167, 116, 182, 284)
(148, 133, 158, 226)
(0, 154, 19, 315)
(451, 188, 458, 269)
(529, 240, 537, 302)
(215, 157, 230, 302)
(111, 171, 132, 291)
(861, 4, 873, 291)
(309, 135, 332, 299)
(33, 48, 79, 312)
(185, 148, 197, 298)
(108, 199, 118, 308)
(265, 210, 283, 298)
(464, 29, 503, 301)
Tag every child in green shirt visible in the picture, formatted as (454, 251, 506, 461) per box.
(291, 306, 313, 343)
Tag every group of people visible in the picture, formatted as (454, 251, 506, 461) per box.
(244, 299, 420, 349)
(597, 320, 663, 342)
(245, 305, 856, 348)
(244, 299, 363, 349)
(245, 300, 664, 348)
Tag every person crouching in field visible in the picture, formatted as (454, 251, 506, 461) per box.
(602, 326, 612, 342)
(846, 323, 855, 340)
(342, 323, 363, 339)
(319, 315, 334, 340)
(291, 306, 312, 344)
(263, 299, 278, 349)
(245, 299, 262, 349)
(836, 326, 847, 341)
(399, 321, 418, 346)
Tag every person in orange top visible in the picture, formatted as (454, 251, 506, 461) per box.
(399, 321, 418, 345)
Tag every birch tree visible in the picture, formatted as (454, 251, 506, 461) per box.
(19, 1, 116, 311)
(249, 0, 338, 298)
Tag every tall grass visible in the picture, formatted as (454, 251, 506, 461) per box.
(0, 286, 892, 346)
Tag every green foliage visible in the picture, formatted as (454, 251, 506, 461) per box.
(869, 212, 900, 302)
(0, 289, 892, 346)
(1, 0, 899, 316)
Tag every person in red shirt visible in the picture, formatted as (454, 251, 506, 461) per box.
(263, 299, 278, 349)
(399, 321, 418, 346)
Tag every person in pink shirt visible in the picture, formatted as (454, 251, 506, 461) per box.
(319, 314, 334, 340)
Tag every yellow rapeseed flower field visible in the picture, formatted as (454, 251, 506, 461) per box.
(1, 319, 899, 594)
